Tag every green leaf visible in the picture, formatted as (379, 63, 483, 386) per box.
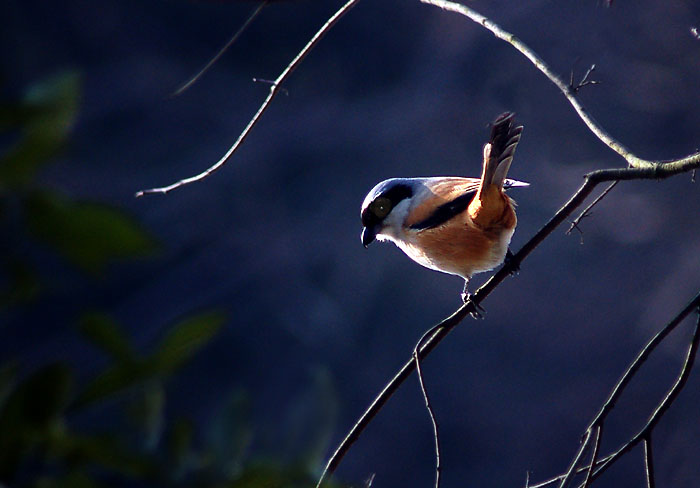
(49, 433, 156, 479)
(0, 363, 73, 427)
(168, 417, 194, 472)
(0, 71, 81, 187)
(232, 462, 316, 488)
(78, 313, 133, 363)
(152, 311, 225, 374)
(0, 362, 17, 413)
(0, 257, 41, 310)
(126, 381, 165, 450)
(25, 191, 157, 274)
(72, 360, 152, 410)
(0, 363, 72, 480)
(281, 367, 338, 471)
(74, 312, 224, 410)
(207, 388, 252, 478)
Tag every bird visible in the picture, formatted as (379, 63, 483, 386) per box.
(360, 112, 527, 306)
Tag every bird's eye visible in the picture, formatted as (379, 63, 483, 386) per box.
(371, 197, 392, 218)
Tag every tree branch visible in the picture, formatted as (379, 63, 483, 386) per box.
(135, 0, 361, 197)
(566, 181, 618, 238)
(170, 1, 269, 98)
(644, 435, 655, 488)
(526, 296, 700, 488)
(586, 308, 700, 484)
(316, 161, 700, 487)
(414, 345, 442, 488)
(420, 0, 700, 171)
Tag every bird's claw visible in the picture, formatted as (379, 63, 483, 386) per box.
(504, 248, 520, 276)
(461, 292, 486, 319)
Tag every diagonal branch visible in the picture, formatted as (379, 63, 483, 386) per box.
(643, 435, 655, 488)
(420, 0, 700, 172)
(316, 162, 700, 488)
(171, 1, 269, 97)
(525, 296, 700, 488)
(586, 307, 700, 483)
(566, 181, 618, 237)
(414, 346, 442, 488)
(135, 0, 361, 197)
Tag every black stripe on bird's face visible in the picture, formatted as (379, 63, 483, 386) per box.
(361, 183, 413, 229)
(361, 182, 413, 246)
(409, 190, 476, 231)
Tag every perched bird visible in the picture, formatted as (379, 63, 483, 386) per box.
(360, 112, 527, 303)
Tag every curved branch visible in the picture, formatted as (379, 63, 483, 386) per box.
(525, 296, 700, 488)
(316, 161, 700, 487)
(420, 0, 700, 171)
(587, 308, 700, 483)
(171, 1, 269, 98)
(136, 0, 362, 197)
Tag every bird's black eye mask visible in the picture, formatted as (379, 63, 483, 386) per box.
(361, 183, 413, 227)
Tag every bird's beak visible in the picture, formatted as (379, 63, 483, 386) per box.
(361, 226, 377, 248)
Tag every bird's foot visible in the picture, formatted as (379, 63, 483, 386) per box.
(504, 248, 520, 276)
(461, 292, 486, 319)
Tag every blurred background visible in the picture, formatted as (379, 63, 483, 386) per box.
(2, 0, 700, 487)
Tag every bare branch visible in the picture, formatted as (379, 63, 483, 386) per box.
(316, 160, 700, 488)
(588, 307, 700, 483)
(566, 181, 618, 236)
(414, 349, 442, 488)
(171, 1, 269, 98)
(586, 293, 700, 431)
(414, 324, 447, 488)
(529, 298, 700, 488)
(136, 0, 361, 197)
(582, 425, 601, 488)
(569, 64, 600, 93)
(420, 0, 700, 171)
(644, 435, 655, 488)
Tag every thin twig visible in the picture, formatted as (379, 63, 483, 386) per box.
(526, 298, 700, 488)
(586, 293, 700, 431)
(414, 325, 446, 488)
(414, 349, 442, 488)
(557, 429, 591, 488)
(588, 308, 700, 483)
(171, 1, 269, 97)
(136, 0, 361, 197)
(316, 163, 700, 488)
(570, 64, 600, 93)
(582, 425, 601, 488)
(420, 0, 700, 172)
(316, 0, 700, 478)
(566, 181, 618, 236)
(643, 435, 655, 488)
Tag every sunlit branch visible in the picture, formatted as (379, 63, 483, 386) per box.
(420, 0, 700, 172)
(136, 0, 361, 197)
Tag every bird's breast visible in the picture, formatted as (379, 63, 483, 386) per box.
(397, 209, 515, 279)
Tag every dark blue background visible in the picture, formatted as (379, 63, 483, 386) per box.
(3, 0, 700, 486)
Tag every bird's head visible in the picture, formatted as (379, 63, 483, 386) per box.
(360, 178, 415, 247)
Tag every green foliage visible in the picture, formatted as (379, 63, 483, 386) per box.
(0, 363, 73, 480)
(0, 313, 343, 487)
(74, 311, 225, 410)
(1, 72, 344, 488)
(25, 191, 157, 274)
(0, 70, 156, 311)
(0, 71, 79, 188)
(79, 313, 134, 364)
(152, 311, 225, 374)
